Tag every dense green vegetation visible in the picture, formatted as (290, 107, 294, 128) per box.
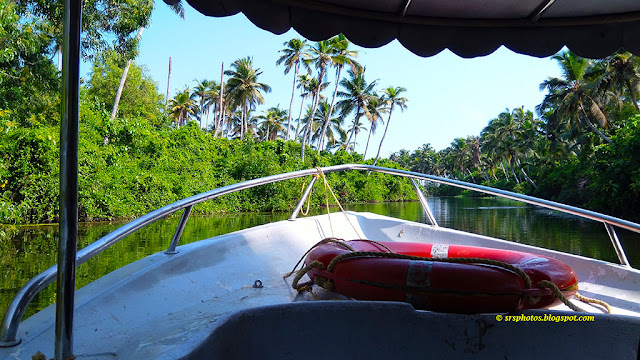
(392, 52, 640, 221)
(0, 92, 415, 224)
(2, 0, 640, 224)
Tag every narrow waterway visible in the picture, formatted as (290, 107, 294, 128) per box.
(2, 197, 639, 319)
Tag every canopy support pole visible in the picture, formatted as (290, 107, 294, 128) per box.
(56, 0, 82, 358)
(411, 179, 438, 227)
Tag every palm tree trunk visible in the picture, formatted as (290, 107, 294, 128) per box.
(481, 170, 489, 182)
(165, 57, 172, 106)
(517, 159, 538, 189)
(211, 103, 219, 134)
(302, 66, 326, 160)
(295, 95, 306, 141)
(583, 117, 612, 143)
(346, 105, 361, 151)
(308, 87, 322, 147)
(241, 101, 246, 141)
(626, 79, 640, 111)
(579, 106, 612, 143)
(199, 99, 204, 129)
(509, 160, 520, 183)
(372, 104, 394, 166)
(215, 106, 222, 136)
(286, 62, 299, 140)
(223, 105, 229, 138)
(216, 62, 225, 137)
(110, 27, 144, 122)
(467, 169, 476, 183)
(500, 159, 509, 181)
(363, 129, 372, 159)
(307, 104, 315, 146)
(301, 93, 315, 161)
(301, 120, 308, 161)
(320, 65, 343, 150)
(57, 44, 62, 71)
(353, 128, 359, 150)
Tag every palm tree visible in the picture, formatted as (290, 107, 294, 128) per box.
(258, 106, 288, 141)
(215, 82, 232, 138)
(300, 106, 323, 147)
(302, 40, 335, 160)
(481, 109, 520, 182)
(312, 100, 346, 149)
(326, 129, 349, 151)
(169, 87, 197, 127)
(319, 34, 361, 150)
(203, 80, 220, 133)
(372, 86, 407, 166)
(110, 1, 185, 122)
(410, 144, 439, 175)
(228, 110, 259, 139)
(336, 134, 354, 152)
(224, 57, 272, 140)
(276, 38, 311, 140)
(445, 137, 476, 179)
(362, 95, 387, 159)
(227, 110, 242, 139)
(192, 79, 213, 129)
(336, 68, 377, 152)
(591, 51, 640, 111)
(480, 107, 541, 187)
(347, 117, 368, 150)
(538, 51, 612, 143)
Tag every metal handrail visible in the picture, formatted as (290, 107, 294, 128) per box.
(2, 164, 639, 346)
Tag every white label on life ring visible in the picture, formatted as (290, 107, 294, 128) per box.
(431, 244, 449, 258)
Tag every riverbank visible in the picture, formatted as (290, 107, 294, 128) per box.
(0, 116, 416, 224)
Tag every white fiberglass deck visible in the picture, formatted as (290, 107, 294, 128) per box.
(2, 212, 639, 359)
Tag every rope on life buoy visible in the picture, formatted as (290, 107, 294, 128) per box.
(284, 237, 354, 279)
(288, 239, 613, 314)
(326, 251, 535, 289)
(291, 260, 326, 290)
(537, 280, 585, 312)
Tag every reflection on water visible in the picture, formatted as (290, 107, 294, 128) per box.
(1, 197, 639, 318)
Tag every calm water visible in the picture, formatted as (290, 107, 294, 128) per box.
(2, 197, 639, 319)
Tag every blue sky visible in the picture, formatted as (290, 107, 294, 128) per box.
(134, 3, 562, 157)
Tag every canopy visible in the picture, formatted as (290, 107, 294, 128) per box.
(181, 0, 640, 58)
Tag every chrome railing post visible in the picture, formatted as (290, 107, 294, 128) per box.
(604, 223, 631, 267)
(56, 0, 83, 357)
(289, 176, 317, 221)
(165, 206, 193, 254)
(411, 178, 438, 227)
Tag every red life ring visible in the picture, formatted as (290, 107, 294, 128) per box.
(304, 240, 578, 313)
